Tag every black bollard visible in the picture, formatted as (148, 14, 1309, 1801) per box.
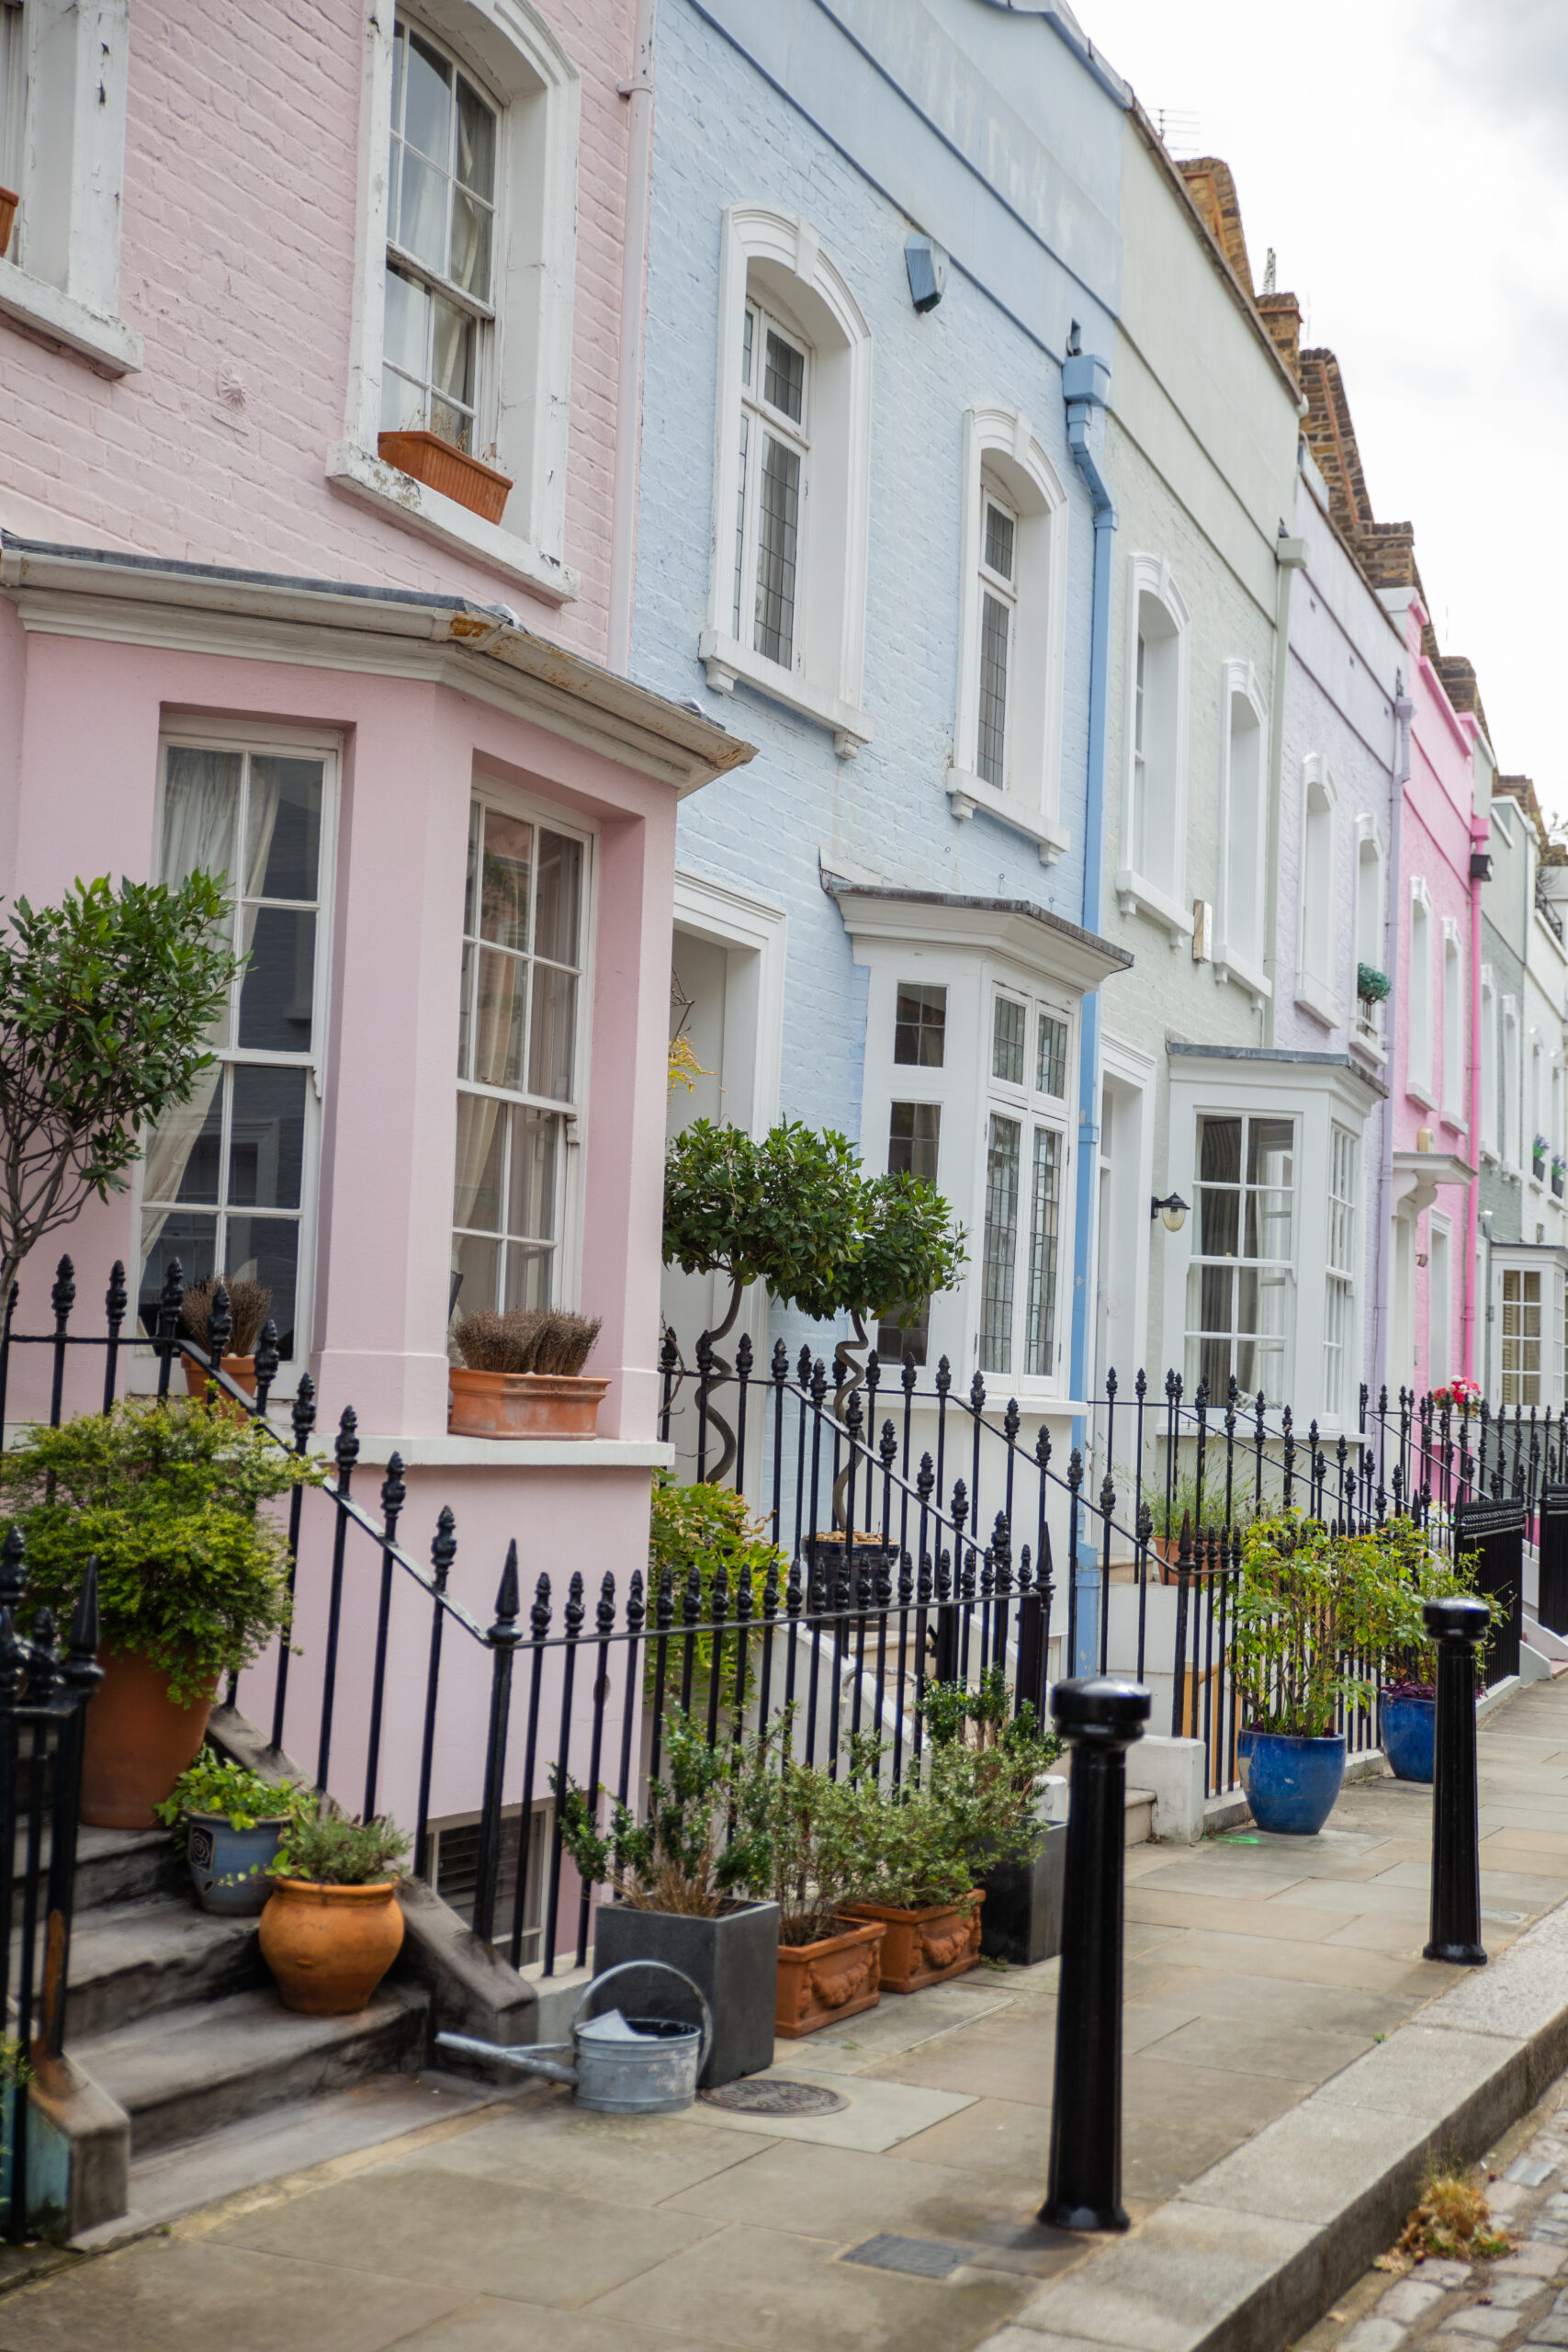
(1041, 1675, 1151, 2233)
(1423, 1595, 1490, 1967)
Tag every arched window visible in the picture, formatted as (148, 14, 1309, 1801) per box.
(701, 209, 874, 756)
(1216, 660, 1269, 994)
(948, 409, 1069, 861)
(1297, 756, 1337, 1022)
(1408, 880, 1434, 1102)
(1116, 555, 1190, 942)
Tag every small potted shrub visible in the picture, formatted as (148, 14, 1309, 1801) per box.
(923, 1667, 1064, 1966)
(1535, 1134, 1550, 1183)
(555, 1707, 780, 2086)
(1232, 1512, 1382, 1834)
(259, 1809, 410, 2016)
(377, 427, 513, 524)
(1368, 1522, 1491, 1784)
(752, 1731, 887, 2039)
(177, 1273, 272, 1405)
(155, 1751, 310, 1915)
(448, 1307, 609, 1440)
(0, 1397, 321, 1826)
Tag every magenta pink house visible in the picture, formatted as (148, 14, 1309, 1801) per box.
(1381, 589, 1484, 1399)
(0, 1, 745, 1928)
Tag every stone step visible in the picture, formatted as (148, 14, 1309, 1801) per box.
(1124, 1786, 1156, 1848)
(54, 1896, 264, 2041)
(73, 1982, 430, 2156)
(26, 1822, 187, 1915)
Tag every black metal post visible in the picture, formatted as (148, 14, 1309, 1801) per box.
(1423, 1595, 1489, 1967)
(1042, 1675, 1151, 2233)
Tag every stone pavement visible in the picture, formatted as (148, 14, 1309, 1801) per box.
(5, 1679, 1568, 2352)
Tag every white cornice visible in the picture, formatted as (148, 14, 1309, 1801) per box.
(827, 880, 1132, 992)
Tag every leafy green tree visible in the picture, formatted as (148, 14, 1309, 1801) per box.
(0, 876, 241, 1323)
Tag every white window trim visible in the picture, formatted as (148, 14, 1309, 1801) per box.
(1295, 752, 1339, 1027)
(1441, 915, 1466, 1128)
(1407, 876, 1436, 1110)
(699, 206, 874, 758)
(330, 0, 582, 602)
(0, 0, 141, 374)
(1480, 963, 1498, 1161)
(1116, 552, 1192, 944)
(1502, 993, 1520, 1170)
(130, 719, 344, 1391)
(948, 405, 1069, 865)
(1214, 656, 1271, 1002)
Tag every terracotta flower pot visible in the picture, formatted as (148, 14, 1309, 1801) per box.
(182, 1353, 257, 1415)
(774, 1917, 886, 2038)
(259, 1878, 405, 2016)
(448, 1366, 610, 1440)
(377, 429, 513, 523)
(80, 1649, 217, 1829)
(842, 1894, 985, 1995)
(0, 187, 17, 260)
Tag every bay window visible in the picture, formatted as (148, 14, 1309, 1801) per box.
(451, 794, 589, 1318)
(140, 734, 338, 1363)
(1502, 1267, 1542, 1408)
(1185, 1113, 1294, 1402)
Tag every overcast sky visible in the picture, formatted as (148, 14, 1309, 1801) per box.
(1081, 0, 1566, 820)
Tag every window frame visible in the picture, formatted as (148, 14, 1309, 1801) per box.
(734, 296, 812, 675)
(1115, 553, 1192, 943)
(700, 206, 874, 757)
(977, 981, 1073, 1386)
(451, 779, 596, 1323)
(1481, 965, 1499, 1159)
(1215, 658, 1271, 1000)
(132, 720, 344, 1385)
(1441, 917, 1465, 1128)
(333, 0, 581, 597)
(1407, 878, 1436, 1107)
(1323, 1121, 1359, 1418)
(1351, 815, 1388, 1058)
(1296, 755, 1339, 1026)
(1183, 1109, 1297, 1408)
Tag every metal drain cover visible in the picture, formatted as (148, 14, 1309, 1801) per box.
(700, 2077, 849, 2116)
(844, 2234, 970, 2278)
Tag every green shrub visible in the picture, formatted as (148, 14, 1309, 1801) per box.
(554, 1705, 777, 1917)
(646, 1471, 784, 1696)
(0, 1396, 322, 1702)
(1232, 1511, 1385, 1738)
(155, 1752, 309, 1834)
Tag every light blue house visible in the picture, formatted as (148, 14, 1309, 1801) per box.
(636, 0, 1134, 1532)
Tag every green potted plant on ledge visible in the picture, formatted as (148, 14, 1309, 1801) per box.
(0, 1396, 321, 1827)
(448, 1307, 608, 1440)
(1232, 1511, 1383, 1835)
(555, 1707, 781, 2086)
(260, 1808, 411, 2017)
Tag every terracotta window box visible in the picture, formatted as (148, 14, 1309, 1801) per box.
(842, 1894, 984, 1994)
(448, 1365, 610, 1441)
(377, 430, 513, 526)
(774, 1917, 886, 2038)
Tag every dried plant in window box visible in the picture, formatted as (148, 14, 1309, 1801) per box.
(177, 1273, 274, 1403)
(448, 1307, 609, 1439)
(377, 429, 513, 525)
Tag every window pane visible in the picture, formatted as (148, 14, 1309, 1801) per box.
(227, 1066, 306, 1210)
(455, 74, 495, 201)
(1024, 1126, 1061, 1377)
(403, 30, 452, 163)
(529, 965, 577, 1101)
(1247, 1118, 1295, 1191)
(166, 1081, 225, 1205)
(238, 907, 317, 1052)
(457, 941, 475, 1079)
(452, 1231, 501, 1317)
(984, 503, 1015, 582)
(754, 435, 800, 668)
(888, 1102, 940, 1183)
(223, 1216, 300, 1359)
(430, 296, 475, 424)
(535, 831, 582, 966)
(163, 746, 242, 895)
(397, 148, 448, 277)
(1036, 1012, 1067, 1099)
(894, 985, 945, 1068)
(380, 365, 425, 435)
(763, 330, 805, 424)
(504, 1241, 554, 1313)
(977, 592, 1010, 788)
(508, 1106, 559, 1240)
(1200, 1117, 1242, 1184)
(450, 189, 491, 304)
(876, 1309, 928, 1369)
(980, 1114, 1021, 1374)
(1197, 1182, 1239, 1258)
(733, 409, 749, 639)
(992, 996, 1025, 1086)
(248, 759, 322, 901)
(140, 1211, 218, 1332)
(473, 946, 526, 1089)
(383, 264, 428, 379)
(454, 1093, 505, 1233)
(479, 811, 533, 950)
(741, 306, 753, 389)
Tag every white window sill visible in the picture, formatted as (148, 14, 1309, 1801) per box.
(946, 771, 1069, 866)
(0, 259, 142, 374)
(1114, 869, 1193, 945)
(1349, 1024, 1389, 1069)
(1295, 972, 1341, 1028)
(1406, 1080, 1438, 1112)
(698, 628, 872, 757)
(327, 443, 579, 605)
(340, 1433, 675, 1471)
(1214, 943, 1272, 1002)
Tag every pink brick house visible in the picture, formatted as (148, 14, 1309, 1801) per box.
(0, 0, 746, 1905)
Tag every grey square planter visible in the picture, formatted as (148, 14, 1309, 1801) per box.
(980, 1825, 1067, 1966)
(592, 1900, 780, 2087)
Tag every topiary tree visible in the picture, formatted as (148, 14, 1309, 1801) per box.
(662, 1117, 966, 1498)
(0, 876, 242, 1326)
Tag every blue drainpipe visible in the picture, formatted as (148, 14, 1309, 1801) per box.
(1063, 351, 1115, 1672)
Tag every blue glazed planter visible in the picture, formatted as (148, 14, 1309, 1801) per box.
(1380, 1693, 1436, 1784)
(1238, 1729, 1347, 1836)
(186, 1811, 290, 1915)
